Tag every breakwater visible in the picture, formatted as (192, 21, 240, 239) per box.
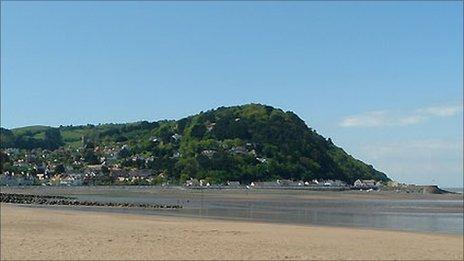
(0, 193, 182, 209)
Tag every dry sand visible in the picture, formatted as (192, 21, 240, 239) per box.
(1, 204, 463, 260)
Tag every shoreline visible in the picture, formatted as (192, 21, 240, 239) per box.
(5, 202, 463, 237)
(1, 187, 462, 235)
(2, 204, 463, 260)
(2, 185, 463, 200)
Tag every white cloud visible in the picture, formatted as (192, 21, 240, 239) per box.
(418, 105, 462, 117)
(361, 139, 461, 160)
(340, 104, 462, 128)
(357, 139, 463, 186)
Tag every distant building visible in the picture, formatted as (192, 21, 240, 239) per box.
(172, 151, 181, 158)
(331, 180, 348, 187)
(387, 181, 400, 187)
(59, 173, 83, 186)
(0, 173, 35, 186)
(185, 178, 200, 187)
(226, 181, 241, 187)
(354, 179, 377, 189)
(250, 181, 279, 188)
(323, 180, 334, 186)
(206, 122, 216, 132)
(322, 180, 347, 187)
(229, 146, 248, 155)
(199, 179, 210, 187)
(172, 134, 182, 142)
(201, 150, 216, 158)
(128, 169, 152, 182)
(111, 169, 129, 182)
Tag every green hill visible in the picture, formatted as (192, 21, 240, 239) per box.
(1, 104, 389, 183)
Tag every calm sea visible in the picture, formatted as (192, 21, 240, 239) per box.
(443, 187, 464, 194)
(3, 186, 463, 235)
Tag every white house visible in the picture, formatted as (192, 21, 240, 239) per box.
(354, 179, 377, 189)
(227, 181, 241, 187)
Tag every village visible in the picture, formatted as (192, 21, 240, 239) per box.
(0, 142, 390, 190)
(0, 134, 400, 191)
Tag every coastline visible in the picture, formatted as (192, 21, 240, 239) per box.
(2, 187, 463, 235)
(2, 204, 463, 260)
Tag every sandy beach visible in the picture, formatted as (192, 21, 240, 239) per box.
(1, 204, 462, 260)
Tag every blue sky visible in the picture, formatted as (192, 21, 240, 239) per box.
(1, 1, 462, 187)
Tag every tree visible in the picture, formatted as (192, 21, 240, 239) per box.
(117, 147, 130, 159)
(83, 150, 99, 164)
(101, 165, 110, 175)
(179, 172, 190, 183)
(176, 157, 199, 178)
(44, 128, 64, 150)
(157, 125, 174, 143)
(190, 123, 206, 139)
(177, 117, 190, 134)
(0, 128, 16, 148)
(54, 164, 66, 174)
(0, 151, 10, 171)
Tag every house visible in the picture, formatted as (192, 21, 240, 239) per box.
(84, 165, 102, 175)
(185, 178, 200, 187)
(0, 173, 35, 186)
(387, 181, 400, 187)
(332, 180, 348, 187)
(172, 151, 181, 158)
(363, 180, 376, 187)
(111, 169, 129, 182)
(206, 122, 216, 132)
(354, 179, 377, 189)
(201, 150, 216, 158)
(229, 146, 248, 155)
(277, 179, 292, 186)
(172, 134, 182, 142)
(59, 174, 83, 186)
(250, 181, 279, 188)
(50, 174, 63, 185)
(277, 179, 304, 187)
(128, 169, 152, 182)
(323, 180, 335, 186)
(199, 179, 210, 187)
(227, 181, 241, 187)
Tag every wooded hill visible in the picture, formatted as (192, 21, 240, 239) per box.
(1, 104, 389, 184)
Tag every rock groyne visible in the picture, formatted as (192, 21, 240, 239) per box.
(0, 193, 182, 209)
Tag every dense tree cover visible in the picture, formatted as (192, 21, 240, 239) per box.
(1, 104, 389, 183)
(1, 127, 63, 150)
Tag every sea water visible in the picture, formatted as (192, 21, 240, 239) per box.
(3, 186, 463, 235)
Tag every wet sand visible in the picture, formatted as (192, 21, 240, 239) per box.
(2, 186, 462, 234)
(1, 204, 463, 260)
